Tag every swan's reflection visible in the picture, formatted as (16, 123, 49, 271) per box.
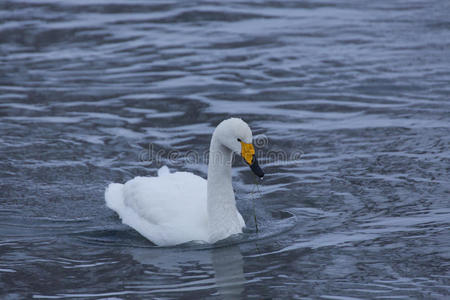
(211, 245, 245, 299)
(128, 247, 209, 270)
(127, 244, 245, 299)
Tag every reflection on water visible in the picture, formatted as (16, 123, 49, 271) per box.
(1, 0, 449, 298)
(212, 246, 245, 299)
(127, 245, 245, 299)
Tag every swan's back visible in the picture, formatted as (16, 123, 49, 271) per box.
(105, 168, 209, 245)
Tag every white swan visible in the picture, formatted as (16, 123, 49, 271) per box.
(105, 118, 264, 246)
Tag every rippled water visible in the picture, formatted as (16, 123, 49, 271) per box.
(1, 0, 450, 298)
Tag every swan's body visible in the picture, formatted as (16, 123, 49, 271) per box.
(105, 118, 263, 246)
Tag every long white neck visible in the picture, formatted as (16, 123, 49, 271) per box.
(207, 134, 242, 243)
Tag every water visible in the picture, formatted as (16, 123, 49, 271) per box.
(1, 0, 449, 298)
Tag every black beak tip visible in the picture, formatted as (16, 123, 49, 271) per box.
(250, 157, 264, 178)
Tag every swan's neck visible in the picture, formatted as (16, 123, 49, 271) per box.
(207, 135, 242, 243)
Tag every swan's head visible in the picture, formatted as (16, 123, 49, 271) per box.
(214, 118, 264, 178)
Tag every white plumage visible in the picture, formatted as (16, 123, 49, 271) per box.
(105, 118, 261, 246)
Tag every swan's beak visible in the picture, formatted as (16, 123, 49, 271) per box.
(241, 142, 264, 178)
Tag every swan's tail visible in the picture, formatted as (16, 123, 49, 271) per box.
(105, 183, 124, 212)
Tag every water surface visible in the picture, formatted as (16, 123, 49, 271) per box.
(1, 0, 449, 298)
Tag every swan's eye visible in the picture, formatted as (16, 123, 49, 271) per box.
(237, 138, 241, 142)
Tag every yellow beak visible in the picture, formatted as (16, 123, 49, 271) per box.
(240, 141, 255, 165)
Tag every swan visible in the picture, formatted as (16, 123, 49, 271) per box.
(105, 118, 264, 246)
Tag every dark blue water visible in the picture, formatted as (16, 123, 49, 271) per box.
(1, 0, 449, 298)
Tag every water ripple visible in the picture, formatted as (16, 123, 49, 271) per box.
(1, 0, 449, 298)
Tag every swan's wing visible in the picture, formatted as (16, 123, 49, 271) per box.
(105, 182, 167, 245)
(122, 172, 207, 225)
(118, 172, 209, 244)
(105, 170, 209, 245)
